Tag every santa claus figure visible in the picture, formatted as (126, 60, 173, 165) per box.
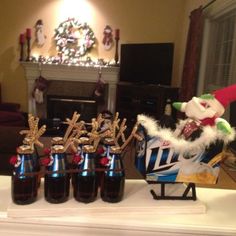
(173, 84, 236, 140)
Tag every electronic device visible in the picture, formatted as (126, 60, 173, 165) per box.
(119, 43, 174, 86)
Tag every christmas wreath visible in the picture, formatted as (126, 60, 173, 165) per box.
(54, 18, 95, 59)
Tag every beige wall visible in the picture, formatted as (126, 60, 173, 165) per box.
(0, 0, 211, 112)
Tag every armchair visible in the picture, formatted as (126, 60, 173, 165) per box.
(0, 126, 25, 175)
(0, 84, 26, 127)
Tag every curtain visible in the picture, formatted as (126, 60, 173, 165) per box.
(179, 6, 204, 102)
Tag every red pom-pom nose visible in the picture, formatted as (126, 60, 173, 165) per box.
(9, 155, 18, 165)
(43, 148, 51, 155)
(72, 154, 82, 164)
(41, 157, 51, 166)
(97, 147, 105, 155)
(100, 157, 109, 166)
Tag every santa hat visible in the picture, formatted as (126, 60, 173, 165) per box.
(213, 84, 236, 109)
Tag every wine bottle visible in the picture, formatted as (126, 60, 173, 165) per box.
(100, 146, 125, 203)
(44, 145, 70, 203)
(11, 145, 38, 205)
(73, 145, 98, 203)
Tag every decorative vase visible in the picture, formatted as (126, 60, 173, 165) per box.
(73, 144, 98, 203)
(44, 145, 70, 203)
(100, 146, 125, 203)
(11, 145, 38, 205)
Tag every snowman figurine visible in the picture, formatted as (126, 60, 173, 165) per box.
(102, 25, 113, 50)
(35, 19, 46, 46)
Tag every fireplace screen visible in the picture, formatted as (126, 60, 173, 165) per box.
(47, 95, 98, 122)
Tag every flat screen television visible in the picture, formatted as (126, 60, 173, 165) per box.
(119, 43, 174, 86)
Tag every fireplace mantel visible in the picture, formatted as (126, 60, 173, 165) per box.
(21, 62, 119, 116)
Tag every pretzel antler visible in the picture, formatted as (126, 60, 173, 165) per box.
(114, 118, 127, 146)
(87, 118, 101, 149)
(70, 120, 87, 152)
(60, 112, 82, 152)
(120, 122, 142, 150)
(111, 112, 120, 139)
(63, 112, 80, 143)
(19, 114, 46, 150)
(96, 113, 105, 128)
(98, 113, 142, 152)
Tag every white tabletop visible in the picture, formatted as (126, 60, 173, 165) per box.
(0, 176, 236, 236)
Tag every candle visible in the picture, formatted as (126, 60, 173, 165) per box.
(115, 29, 120, 39)
(19, 33, 25, 44)
(26, 28, 31, 39)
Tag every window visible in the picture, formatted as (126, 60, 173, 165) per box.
(198, 2, 236, 119)
(204, 9, 236, 92)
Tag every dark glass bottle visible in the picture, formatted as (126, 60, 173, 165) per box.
(11, 145, 38, 205)
(71, 136, 90, 187)
(100, 146, 125, 203)
(32, 151, 41, 188)
(73, 145, 98, 203)
(96, 137, 115, 186)
(44, 145, 70, 203)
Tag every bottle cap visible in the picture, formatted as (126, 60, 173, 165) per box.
(110, 146, 122, 154)
(103, 137, 114, 145)
(83, 145, 96, 153)
(51, 145, 64, 153)
(51, 137, 64, 145)
(17, 145, 34, 154)
(78, 136, 90, 145)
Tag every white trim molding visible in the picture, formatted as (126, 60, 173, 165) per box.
(21, 62, 119, 116)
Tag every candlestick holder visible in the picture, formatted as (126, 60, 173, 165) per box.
(19, 43, 24, 61)
(26, 37, 31, 61)
(114, 36, 120, 65)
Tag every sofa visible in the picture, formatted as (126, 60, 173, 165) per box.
(0, 84, 26, 127)
(0, 126, 25, 175)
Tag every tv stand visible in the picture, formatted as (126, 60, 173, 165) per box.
(116, 82, 179, 125)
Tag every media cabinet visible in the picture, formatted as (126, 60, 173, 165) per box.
(116, 82, 179, 125)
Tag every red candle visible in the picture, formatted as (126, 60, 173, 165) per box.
(26, 28, 31, 39)
(19, 33, 25, 44)
(115, 29, 120, 39)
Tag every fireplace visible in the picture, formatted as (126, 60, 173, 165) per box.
(22, 62, 119, 119)
(47, 95, 97, 122)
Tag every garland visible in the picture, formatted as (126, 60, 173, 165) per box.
(137, 114, 235, 155)
(54, 18, 95, 59)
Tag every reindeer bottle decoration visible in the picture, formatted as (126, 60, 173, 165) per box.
(100, 113, 142, 203)
(43, 112, 80, 203)
(100, 145, 125, 203)
(44, 144, 70, 203)
(11, 114, 46, 204)
(70, 120, 88, 187)
(73, 144, 98, 203)
(72, 114, 109, 203)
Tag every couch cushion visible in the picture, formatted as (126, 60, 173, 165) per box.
(0, 111, 25, 126)
(0, 102, 20, 112)
(0, 126, 25, 175)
